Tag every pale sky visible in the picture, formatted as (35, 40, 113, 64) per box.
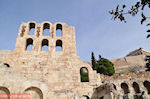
(0, 0, 150, 61)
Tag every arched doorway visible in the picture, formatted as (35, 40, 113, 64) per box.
(24, 87, 43, 99)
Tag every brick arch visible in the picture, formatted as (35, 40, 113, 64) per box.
(121, 83, 130, 94)
(81, 95, 90, 99)
(113, 84, 117, 90)
(56, 39, 62, 51)
(41, 21, 52, 26)
(24, 86, 43, 99)
(41, 39, 49, 51)
(26, 38, 33, 51)
(54, 22, 65, 37)
(27, 21, 37, 35)
(0, 86, 10, 99)
(22, 80, 50, 98)
(3, 63, 10, 68)
(132, 82, 140, 94)
(80, 67, 89, 82)
(43, 23, 50, 36)
(143, 80, 150, 94)
(56, 23, 62, 37)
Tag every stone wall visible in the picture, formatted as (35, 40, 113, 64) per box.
(98, 72, 150, 99)
(0, 21, 101, 99)
(1, 21, 150, 99)
(111, 55, 146, 73)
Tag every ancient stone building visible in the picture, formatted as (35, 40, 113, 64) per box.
(0, 21, 101, 99)
(111, 48, 150, 73)
(97, 48, 150, 99)
(1, 21, 150, 99)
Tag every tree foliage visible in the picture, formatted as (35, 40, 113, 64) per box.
(91, 52, 96, 70)
(110, 0, 150, 71)
(109, 0, 150, 37)
(145, 55, 150, 71)
(91, 52, 115, 76)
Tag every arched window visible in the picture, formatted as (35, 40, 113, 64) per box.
(56, 40, 62, 51)
(56, 24, 62, 37)
(43, 23, 50, 36)
(143, 81, 150, 94)
(29, 23, 35, 35)
(24, 87, 43, 99)
(132, 82, 140, 94)
(81, 95, 90, 99)
(121, 83, 130, 94)
(100, 96, 104, 99)
(80, 67, 89, 82)
(26, 38, 33, 51)
(41, 39, 49, 51)
(4, 63, 10, 68)
(113, 84, 117, 90)
(0, 87, 10, 99)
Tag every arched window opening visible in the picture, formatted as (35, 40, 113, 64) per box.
(24, 87, 43, 99)
(80, 67, 89, 82)
(0, 87, 10, 99)
(56, 24, 62, 37)
(113, 84, 117, 90)
(121, 83, 130, 94)
(4, 63, 10, 68)
(100, 96, 104, 99)
(81, 95, 90, 99)
(41, 39, 49, 51)
(56, 40, 62, 51)
(29, 23, 35, 35)
(26, 38, 33, 51)
(43, 23, 50, 36)
(143, 81, 150, 94)
(132, 82, 141, 94)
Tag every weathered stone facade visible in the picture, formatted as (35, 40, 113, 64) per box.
(98, 72, 150, 99)
(97, 48, 150, 99)
(1, 21, 150, 99)
(110, 48, 150, 73)
(0, 21, 101, 99)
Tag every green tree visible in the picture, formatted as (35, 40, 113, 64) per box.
(91, 52, 115, 76)
(91, 52, 96, 70)
(145, 55, 150, 71)
(96, 58, 115, 76)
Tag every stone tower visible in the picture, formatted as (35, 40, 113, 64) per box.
(15, 21, 76, 55)
(0, 21, 101, 99)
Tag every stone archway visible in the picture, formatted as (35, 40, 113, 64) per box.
(132, 82, 140, 94)
(143, 81, 150, 94)
(24, 87, 43, 99)
(0, 87, 10, 99)
(121, 83, 130, 94)
(81, 95, 90, 99)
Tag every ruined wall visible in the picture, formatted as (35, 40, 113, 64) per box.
(111, 55, 146, 73)
(0, 21, 101, 99)
(97, 72, 150, 99)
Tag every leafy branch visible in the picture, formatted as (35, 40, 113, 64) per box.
(109, 0, 150, 37)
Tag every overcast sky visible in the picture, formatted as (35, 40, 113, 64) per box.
(0, 0, 150, 61)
